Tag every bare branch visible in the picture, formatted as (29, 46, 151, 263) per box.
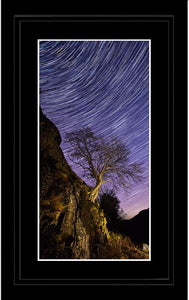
(64, 127, 144, 193)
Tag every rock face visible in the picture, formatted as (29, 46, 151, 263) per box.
(39, 108, 149, 260)
(40, 108, 108, 259)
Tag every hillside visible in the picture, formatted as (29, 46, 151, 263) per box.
(40, 108, 149, 259)
(117, 209, 149, 245)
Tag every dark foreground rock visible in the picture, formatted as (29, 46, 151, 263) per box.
(40, 108, 108, 259)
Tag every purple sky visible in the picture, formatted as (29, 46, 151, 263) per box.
(39, 40, 150, 219)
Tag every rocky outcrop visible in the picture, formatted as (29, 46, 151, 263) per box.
(40, 108, 108, 259)
(40, 108, 149, 260)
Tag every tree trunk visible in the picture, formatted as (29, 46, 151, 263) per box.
(89, 179, 102, 203)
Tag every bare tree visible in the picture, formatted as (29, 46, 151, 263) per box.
(65, 127, 143, 202)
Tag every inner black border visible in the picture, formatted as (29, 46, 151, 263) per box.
(12, 15, 175, 286)
(37, 38, 152, 263)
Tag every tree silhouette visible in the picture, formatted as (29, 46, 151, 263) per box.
(99, 190, 123, 231)
(65, 127, 143, 202)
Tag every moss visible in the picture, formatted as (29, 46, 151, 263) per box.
(103, 232, 149, 259)
(79, 192, 110, 247)
(57, 231, 70, 242)
(61, 172, 69, 181)
(80, 199, 95, 235)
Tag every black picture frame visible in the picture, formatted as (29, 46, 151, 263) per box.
(2, 1, 187, 298)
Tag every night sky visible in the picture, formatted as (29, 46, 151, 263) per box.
(39, 40, 150, 219)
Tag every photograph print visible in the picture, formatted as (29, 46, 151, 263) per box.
(38, 40, 150, 260)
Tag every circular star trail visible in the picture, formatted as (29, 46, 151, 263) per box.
(39, 40, 150, 219)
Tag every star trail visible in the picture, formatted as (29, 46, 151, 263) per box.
(39, 40, 150, 219)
